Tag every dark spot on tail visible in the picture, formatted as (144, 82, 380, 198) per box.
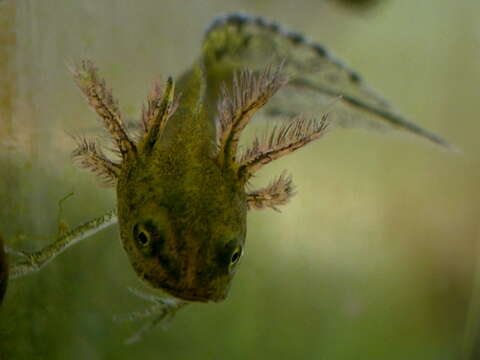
(207, 13, 251, 35)
(227, 13, 249, 27)
(312, 44, 328, 57)
(287, 32, 305, 44)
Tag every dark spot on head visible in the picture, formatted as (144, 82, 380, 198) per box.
(312, 44, 328, 57)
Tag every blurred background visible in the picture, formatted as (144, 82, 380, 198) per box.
(0, 0, 479, 359)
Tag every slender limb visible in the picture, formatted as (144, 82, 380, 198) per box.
(57, 191, 75, 234)
(9, 210, 118, 279)
(114, 287, 188, 344)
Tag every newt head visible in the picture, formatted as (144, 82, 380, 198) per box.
(116, 126, 248, 302)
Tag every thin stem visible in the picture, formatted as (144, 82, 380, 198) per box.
(10, 210, 118, 279)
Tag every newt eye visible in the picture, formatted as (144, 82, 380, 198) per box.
(137, 231, 149, 246)
(230, 246, 243, 267)
(133, 224, 150, 247)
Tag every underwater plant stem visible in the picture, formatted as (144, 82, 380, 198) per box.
(9, 210, 118, 279)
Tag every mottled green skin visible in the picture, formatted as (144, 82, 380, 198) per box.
(117, 65, 247, 303)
